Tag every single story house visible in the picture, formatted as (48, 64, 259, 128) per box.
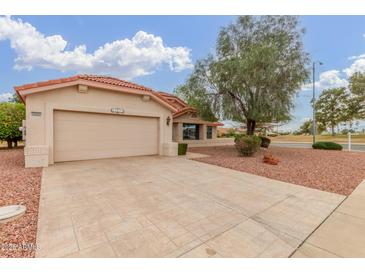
(15, 75, 223, 167)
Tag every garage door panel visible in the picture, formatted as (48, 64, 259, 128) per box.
(54, 139, 157, 151)
(54, 111, 159, 162)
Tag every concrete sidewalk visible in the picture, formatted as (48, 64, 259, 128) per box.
(292, 179, 365, 258)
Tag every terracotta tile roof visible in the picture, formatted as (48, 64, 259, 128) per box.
(172, 106, 197, 118)
(14, 74, 223, 126)
(14, 74, 153, 92)
(207, 122, 224, 127)
(14, 74, 175, 109)
(157, 91, 188, 110)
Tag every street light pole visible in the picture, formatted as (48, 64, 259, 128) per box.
(312, 62, 316, 144)
(312, 61, 323, 145)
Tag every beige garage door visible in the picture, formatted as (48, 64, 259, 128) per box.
(54, 110, 159, 162)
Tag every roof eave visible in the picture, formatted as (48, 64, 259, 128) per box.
(172, 107, 197, 118)
(14, 79, 178, 112)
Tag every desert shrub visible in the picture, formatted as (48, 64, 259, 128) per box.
(234, 135, 262, 156)
(259, 136, 271, 148)
(178, 143, 188, 155)
(312, 141, 343, 150)
(233, 133, 246, 142)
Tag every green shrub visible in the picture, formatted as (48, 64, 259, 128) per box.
(0, 102, 25, 148)
(234, 133, 246, 142)
(312, 141, 343, 150)
(234, 135, 262, 156)
(178, 143, 188, 155)
(259, 136, 271, 148)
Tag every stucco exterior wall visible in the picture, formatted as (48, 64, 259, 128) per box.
(24, 85, 176, 167)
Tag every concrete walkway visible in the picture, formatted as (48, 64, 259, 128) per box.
(36, 156, 344, 258)
(292, 179, 365, 258)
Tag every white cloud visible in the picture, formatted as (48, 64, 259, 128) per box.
(0, 16, 193, 79)
(344, 36, 365, 76)
(302, 70, 348, 91)
(0, 92, 13, 102)
(343, 57, 365, 77)
(348, 53, 365, 60)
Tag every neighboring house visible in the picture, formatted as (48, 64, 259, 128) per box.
(15, 75, 222, 168)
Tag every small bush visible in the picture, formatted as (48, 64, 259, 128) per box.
(312, 141, 343, 150)
(234, 133, 246, 142)
(259, 136, 271, 148)
(267, 133, 278, 137)
(234, 135, 262, 156)
(178, 143, 188, 155)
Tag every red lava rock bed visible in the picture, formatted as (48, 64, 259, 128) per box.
(0, 149, 42, 258)
(189, 145, 365, 196)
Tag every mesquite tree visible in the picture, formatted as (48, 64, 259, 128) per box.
(175, 16, 310, 135)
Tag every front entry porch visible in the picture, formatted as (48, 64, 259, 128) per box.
(172, 122, 218, 143)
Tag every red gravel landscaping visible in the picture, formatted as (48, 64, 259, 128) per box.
(0, 149, 42, 258)
(189, 146, 365, 196)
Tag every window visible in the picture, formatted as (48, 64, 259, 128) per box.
(207, 126, 213, 139)
(183, 124, 199, 140)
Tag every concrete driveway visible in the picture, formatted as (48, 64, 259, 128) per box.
(36, 156, 344, 258)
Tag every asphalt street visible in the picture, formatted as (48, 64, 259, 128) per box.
(271, 142, 365, 152)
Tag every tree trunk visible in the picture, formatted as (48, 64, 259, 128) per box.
(331, 124, 335, 136)
(6, 139, 13, 149)
(246, 119, 256, 136)
(13, 139, 18, 147)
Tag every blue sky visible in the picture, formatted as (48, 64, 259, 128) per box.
(1, 16, 365, 131)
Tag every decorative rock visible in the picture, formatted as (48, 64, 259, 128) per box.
(189, 146, 365, 196)
(263, 153, 280, 165)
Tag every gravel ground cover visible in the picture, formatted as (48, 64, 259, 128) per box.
(189, 146, 365, 196)
(0, 149, 42, 258)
